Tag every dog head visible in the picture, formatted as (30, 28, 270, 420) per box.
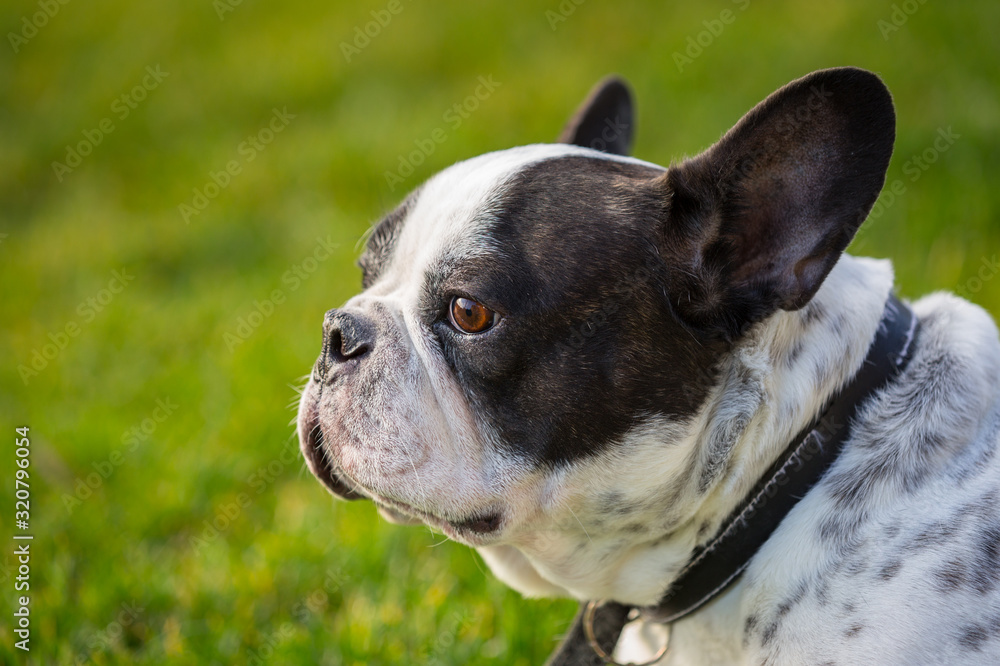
(297, 68, 894, 560)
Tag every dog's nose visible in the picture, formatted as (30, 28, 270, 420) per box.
(321, 309, 374, 366)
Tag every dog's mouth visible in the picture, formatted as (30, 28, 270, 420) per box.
(298, 393, 505, 543)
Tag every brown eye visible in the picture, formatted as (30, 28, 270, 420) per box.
(449, 296, 498, 334)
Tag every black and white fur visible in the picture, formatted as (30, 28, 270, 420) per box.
(298, 68, 1000, 664)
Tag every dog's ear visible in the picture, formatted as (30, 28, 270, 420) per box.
(656, 67, 895, 339)
(558, 76, 635, 155)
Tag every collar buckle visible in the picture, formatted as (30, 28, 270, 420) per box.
(584, 600, 670, 665)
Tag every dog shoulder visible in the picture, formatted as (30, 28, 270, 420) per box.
(737, 291, 1000, 663)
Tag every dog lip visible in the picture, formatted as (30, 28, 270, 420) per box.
(439, 511, 505, 546)
(450, 511, 503, 535)
(374, 497, 504, 543)
(300, 400, 367, 501)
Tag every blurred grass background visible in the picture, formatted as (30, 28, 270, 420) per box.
(1, 0, 998, 663)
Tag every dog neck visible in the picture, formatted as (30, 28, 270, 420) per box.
(688, 254, 896, 567)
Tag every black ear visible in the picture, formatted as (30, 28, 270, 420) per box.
(656, 67, 895, 338)
(557, 76, 635, 155)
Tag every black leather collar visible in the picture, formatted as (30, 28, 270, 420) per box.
(547, 293, 920, 666)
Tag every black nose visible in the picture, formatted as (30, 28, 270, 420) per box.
(321, 309, 374, 370)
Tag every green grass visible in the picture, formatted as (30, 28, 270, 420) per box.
(1, 1, 998, 663)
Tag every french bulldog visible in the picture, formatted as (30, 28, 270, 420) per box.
(298, 67, 1000, 664)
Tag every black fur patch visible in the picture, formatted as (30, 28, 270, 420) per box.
(970, 524, 1000, 594)
(760, 621, 778, 646)
(775, 581, 808, 618)
(424, 156, 727, 466)
(358, 193, 416, 288)
(844, 623, 864, 638)
(903, 520, 961, 553)
(933, 559, 967, 592)
(959, 624, 989, 651)
(877, 559, 902, 581)
(743, 613, 760, 645)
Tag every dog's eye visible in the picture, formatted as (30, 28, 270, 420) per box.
(449, 296, 499, 334)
